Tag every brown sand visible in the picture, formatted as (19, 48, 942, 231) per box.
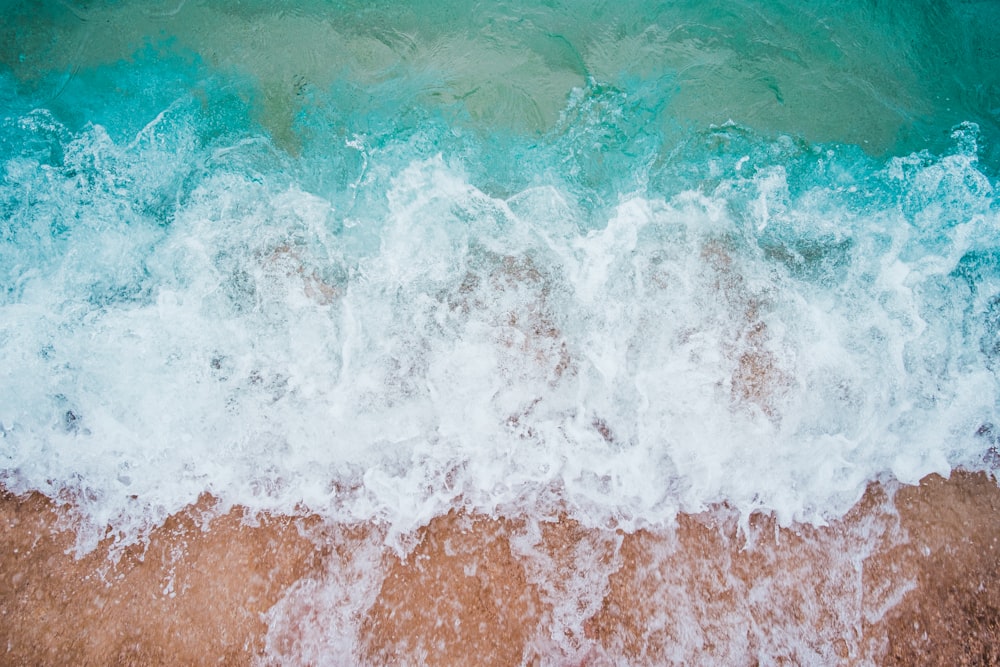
(0, 493, 327, 665)
(1, 471, 999, 666)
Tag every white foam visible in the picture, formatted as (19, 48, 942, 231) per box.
(1, 114, 998, 555)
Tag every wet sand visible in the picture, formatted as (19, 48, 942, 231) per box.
(1, 471, 998, 665)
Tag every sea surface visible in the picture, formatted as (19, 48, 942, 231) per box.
(1, 0, 998, 567)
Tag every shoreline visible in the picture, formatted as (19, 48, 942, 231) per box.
(2, 471, 998, 665)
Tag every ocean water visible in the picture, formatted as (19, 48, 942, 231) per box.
(1, 0, 999, 558)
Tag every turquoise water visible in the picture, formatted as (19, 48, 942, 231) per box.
(1, 0, 999, 549)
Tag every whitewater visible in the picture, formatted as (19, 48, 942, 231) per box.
(2, 0, 999, 552)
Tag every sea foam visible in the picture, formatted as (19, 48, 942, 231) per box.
(1, 72, 997, 551)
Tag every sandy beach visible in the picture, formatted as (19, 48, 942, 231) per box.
(2, 470, 998, 665)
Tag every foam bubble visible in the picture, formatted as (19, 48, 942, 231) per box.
(1, 51, 999, 554)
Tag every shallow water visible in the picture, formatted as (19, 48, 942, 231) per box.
(3, 472, 1000, 665)
(1, 0, 999, 574)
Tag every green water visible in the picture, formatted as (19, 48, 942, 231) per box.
(3, 0, 998, 160)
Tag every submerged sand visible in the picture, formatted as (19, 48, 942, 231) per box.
(1, 471, 998, 665)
